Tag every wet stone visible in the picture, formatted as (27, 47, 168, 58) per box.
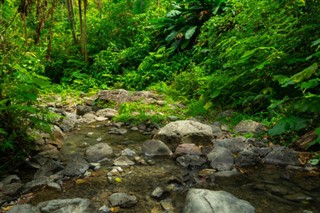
(160, 198, 175, 212)
(141, 140, 173, 157)
(235, 149, 261, 167)
(207, 147, 234, 171)
(7, 204, 40, 213)
(214, 137, 247, 154)
(121, 148, 136, 156)
(108, 127, 128, 135)
(263, 146, 300, 166)
(85, 143, 113, 163)
(109, 193, 137, 208)
(176, 154, 206, 168)
(63, 155, 89, 176)
(113, 156, 135, 167)
(284, 193, 313, 202)
(151, 187, 169, 200)
(174, 143, 202, 156)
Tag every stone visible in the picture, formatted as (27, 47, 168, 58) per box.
(108, 127, 128, 135)
(52, 125, 65, 140)
(160, 198, 175, 211)
(141, 140, 173, 157)
(214, 169, 240, 178)
(283, 193, 313, 202)
(96, 108, 118, 118)
(1, 175, 20, 184)
(109, 193, 137, 207)
(168, 116, 179, 121)
(63, 155, 89, 176)
(33, 158, 64, 179)
(81, 113, 97, 123)
(211, 125, 224, 138)
(207, 147, 234, 171)
(1, 182, 23, 195)
(263, 146, 300, 166)
(184, 189, 255, 213)
(37, 198, 92, 213)
(174, 143, 202, 156)
(235, 149, 261, 167)
(214, 137, 247, 154)
(7, 204, 40, 213)
(85, 143, 113, 163)
(176, 154, 206, 168)
(153, 120, 213, 150)
(24, 177, 59, 193)
(252, 147, 272, 157)
(113, 156, 135, 167)
(151, 187, 169, 200)
(59, 112, 78, 132)
(234, 120, 265, 134)
(76, 105, 92, 116)
(121, 148, 136, 156)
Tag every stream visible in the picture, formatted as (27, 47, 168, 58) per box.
(3, 120, 320, 213)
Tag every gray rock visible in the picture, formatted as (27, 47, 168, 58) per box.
(234, 120, 265, 134)
(63, 155, 89, 176)
(121, 148, 136, 156)
(59, 112, 78, 132)
(214, 169, 240, 178)
(151, 187, 169, 200)
(263, 146, 300, 166)
(154, 120, 213, 150)
(7, 204, 40, 213)
(80, 113, 97, 123)
(252, 147, 272, 157)
(34, 159, 64, 179)
(96, 108, 117, 118)
(207, 147, 234, 171)
(108, 127, 128, 135)
(168, 116, 179, 121)
(235, 149, 261, 167)
(184, 189, 255, 213)
(85, 143, 113, 163)
(211, 125, 224, 138)
(109, 193, 137, 207)
(214, 137, 247, 154)
(176, 154, 206, 167)
(1, 175, 20, 184)
(37, 198, 92, 213)
(24, 177, 59, 193)
(113, 156, 135, 167)
(174, 143, 202, 156)
(141, 140, 173, 157)
(1, 182, 23, 195)
(76, 105, 92, 116)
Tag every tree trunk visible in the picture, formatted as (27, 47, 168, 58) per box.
(66, 0, 78, 44)
(83, 0, 88, 62)
(46, 0, 55, 61)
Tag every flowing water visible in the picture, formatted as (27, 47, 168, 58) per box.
(16, 122, 320, 212)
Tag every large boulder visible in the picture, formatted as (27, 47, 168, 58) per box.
(184, 189, 255, 213)
(85, 143, 113, 162)
(153, 120, 213, 150)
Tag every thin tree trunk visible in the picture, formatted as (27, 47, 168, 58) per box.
(66, 0, 78, 44)
(83, 0, 88, 62)
(22, 13, 28, 46)
(46, 0, 55, 61)
(78, 0, 83, 55)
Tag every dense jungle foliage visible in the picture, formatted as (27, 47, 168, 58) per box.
(0, 0, 320, 170)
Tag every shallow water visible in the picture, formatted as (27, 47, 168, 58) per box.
(22, 122, 320, 212)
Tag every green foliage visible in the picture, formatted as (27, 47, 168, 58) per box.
(152, 0, 226, 52)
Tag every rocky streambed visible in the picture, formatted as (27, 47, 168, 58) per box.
(1, 90, 320, 213)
